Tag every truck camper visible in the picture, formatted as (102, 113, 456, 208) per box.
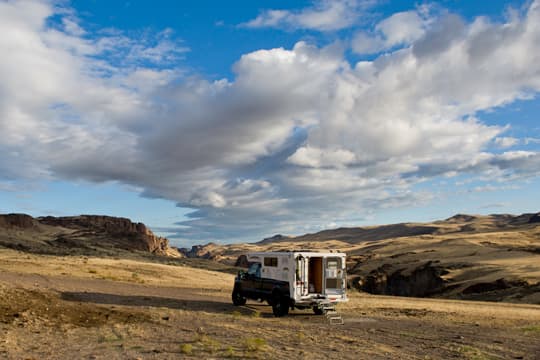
(232, 251, 347, 318)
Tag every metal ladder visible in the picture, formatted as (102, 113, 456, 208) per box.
(318, 302, 344, 325)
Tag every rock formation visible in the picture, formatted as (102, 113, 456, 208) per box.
(0, 214, 181, 257)
(0, 213, 38, 229)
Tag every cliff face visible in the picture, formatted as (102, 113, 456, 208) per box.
(0, 214, 181, 257)
(0, 214, 38, 229)
(352, 261, 447, 297)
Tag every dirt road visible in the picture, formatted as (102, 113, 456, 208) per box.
(1, 253, 539, 359)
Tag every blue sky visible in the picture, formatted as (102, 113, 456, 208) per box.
(1, 0, 539, 247)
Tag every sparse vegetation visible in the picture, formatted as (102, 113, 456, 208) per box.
(131, 272, 145, 283)
(180, 343, 193, 354)
(521, 324, 540, 335)
(99, 274, 120, 281)
(97, 334, 123, 343)
(456, 345, 493, 360)
(0, 247, 539, 359)
(244, 337, 267, 352)
(196, 334, 221, 354)
(296, 330, 306, 343)
(224, 345, 236, 357)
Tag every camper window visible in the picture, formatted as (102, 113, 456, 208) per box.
(264, 257, 278, 267)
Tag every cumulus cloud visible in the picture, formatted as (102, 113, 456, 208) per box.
(241, 0, 375, 31)
(1, 0, 540, 244)
(352, 9, 431, 54)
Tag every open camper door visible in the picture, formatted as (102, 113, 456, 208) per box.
(325, 256, 345, 294)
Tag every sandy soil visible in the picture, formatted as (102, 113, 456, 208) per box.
(0, 249, 539, 360)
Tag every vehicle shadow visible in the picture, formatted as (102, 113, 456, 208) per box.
(60, 291, 322, 319)
(61, 291, 255, 316)
(242, 302, 323, 318)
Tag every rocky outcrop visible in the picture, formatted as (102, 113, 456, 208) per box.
(444, 214, 479, 223)
(38, 215, 178, 256)
(255, 234, 289, 245)
(0, 213, 180, 257)
(462, 278, 527, 295)
(354, 262, 446, 297)
(39, 215, 147, 236)
(0, 214, 37, 229)
(179, 243, 218, 259)
(528, 212, 540, 224)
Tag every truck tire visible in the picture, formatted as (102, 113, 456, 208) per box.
(232, 289, 247, 306)
(272, 294, 289, 317)
(313, 306, 324, 315)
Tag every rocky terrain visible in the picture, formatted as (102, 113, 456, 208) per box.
(180, 212, 540, 304)
(0, 212, 539, 358)
(0, 247, 539, 359)
(2, 211, 539, 304)
(0, 213, 181, 258)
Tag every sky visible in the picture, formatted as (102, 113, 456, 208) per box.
(1, 0, 539, 247)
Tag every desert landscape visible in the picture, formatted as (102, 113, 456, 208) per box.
(3, 0, 540, 359)
(181, 212, 540, 304)
(1, 212, 539, 359)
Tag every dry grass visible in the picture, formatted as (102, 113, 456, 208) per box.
(1, 247, 540, 359)
(343, 292, 540, 323)
(0, 248, 234, 291)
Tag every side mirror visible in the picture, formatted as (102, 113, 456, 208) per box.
(237, 270, 246, 280)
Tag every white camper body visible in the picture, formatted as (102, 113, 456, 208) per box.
(245, 251, 348, 306)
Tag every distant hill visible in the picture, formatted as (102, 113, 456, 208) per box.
(179, 212, 540, 304)
(0, 213, 181, 258)
(255, 212, 540, 245)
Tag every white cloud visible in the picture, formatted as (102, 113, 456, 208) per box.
(473, 184, 519, 193)
(525, 137, 540, 145)
(494, 137, 519, 148)
(287, 146, 357, 168)
(2, 0, 540, 243)
(242, 0, 375, 31)
(353, 10, 430, 54)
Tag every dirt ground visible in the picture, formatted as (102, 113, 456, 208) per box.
(0, 249, 539, 359)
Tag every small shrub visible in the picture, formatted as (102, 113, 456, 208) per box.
(196, 334, 220, 354)
(131, 272, 144, 283)
(245, 337, 267, 352)
(180, 343, 193, 354)
(88, 269, 97, 274)
(100, 274, 120, 281)
(522, 325, 540, 335)
(457, 345, 490, 360)
(251, 311, 261, 318)
(224, 345, 235, 357)
(97, 334, 122, 343)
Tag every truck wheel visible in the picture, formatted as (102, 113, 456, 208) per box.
(232, 289, 246, 306)
(313, 306, 324, 315)
(272, 295, 289, 317)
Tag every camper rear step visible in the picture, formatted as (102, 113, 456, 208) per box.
(316, 302, 344, 325)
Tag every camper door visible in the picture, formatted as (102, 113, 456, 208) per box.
(324, 257, 344, 293)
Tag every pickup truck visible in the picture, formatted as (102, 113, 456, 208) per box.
(232, 251, 348, 317)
